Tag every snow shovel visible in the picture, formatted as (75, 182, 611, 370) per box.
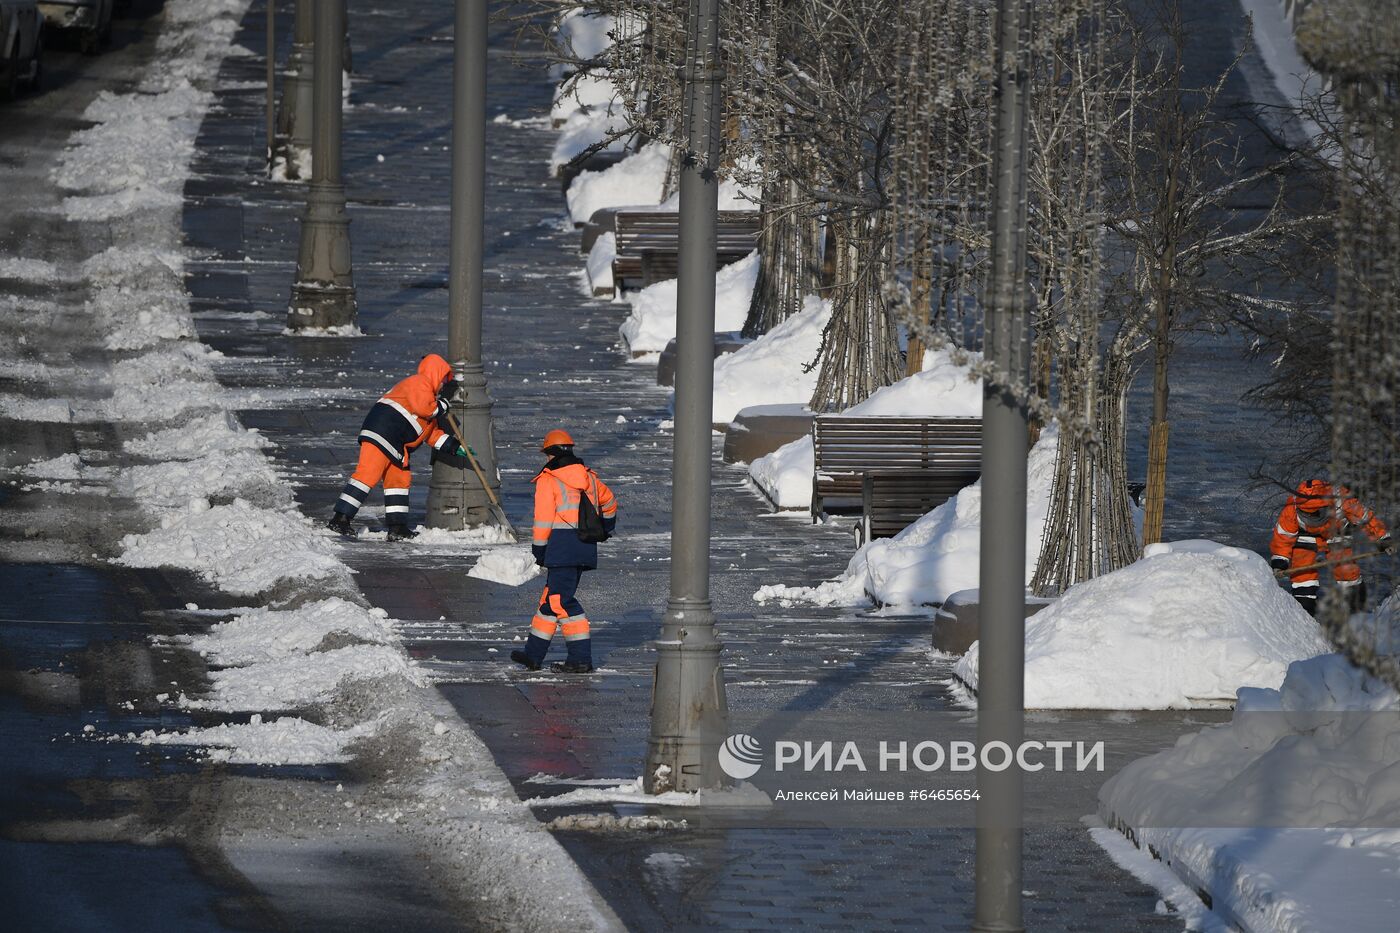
(1274, 549, 1391, 579)
(442, 411, 516, 537)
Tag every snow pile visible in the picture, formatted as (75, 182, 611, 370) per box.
(123, 412, 271, 460)
(955, 540, 1332, 708)
(132, 714, 371, 766)
(468, 548, 543, 587)
(585, 230, 616, 295)
(19, 453, 86, 480)
(120, 448, 281, 502)
(116, 498, 349, 596)
(189, 645, 423, 712)
(710, 295, 832, 423)
(1100, 653, 1400, 930)
(619, 251, 760, 355)
(0, 395, 72, 423)
(550, 104, 628, 175)
(0, 258, 64, 282)
(181, 598, 394, 667)
(755, 426, 1060, 608)
(566, 141, 671, 223)
(749, 347, 983, 510)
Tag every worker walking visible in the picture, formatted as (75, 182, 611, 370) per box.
(328, 353, 474, 540)
(1270, 478, 1393, 615)
(511, 429, 618, 673)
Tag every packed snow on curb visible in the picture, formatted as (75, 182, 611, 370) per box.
(567, 141, 671, 223)
(620, 251, 759, 355)
(115, 497, 352, 596)
(749, 347, 983, 510)
(710, 294, 832, 423)
(1099, 653, 1400, 930)
(754, 425, 1060, 608)
(954, 540, 1332, 708)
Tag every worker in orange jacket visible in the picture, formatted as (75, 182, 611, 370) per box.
(510, 429, 618, 673)
(328, 354, 473, 540)
(1270, 478, 1393, 615)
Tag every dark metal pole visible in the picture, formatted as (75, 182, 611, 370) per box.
(275, 0, 314, 178)
(644, 0, 729, 794)
(287, 0, 356, 330)
(426, 0, 501, 528)
(973, 1, 1032, 931)
(265, 0, 275, 169)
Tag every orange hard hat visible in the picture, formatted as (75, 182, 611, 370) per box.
(541, 429, 575, 451)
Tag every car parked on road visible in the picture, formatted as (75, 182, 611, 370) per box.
(36, 0, 109, 55)
(1, 0, 43, 97)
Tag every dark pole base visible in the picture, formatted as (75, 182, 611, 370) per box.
(287, 283, 356, 329)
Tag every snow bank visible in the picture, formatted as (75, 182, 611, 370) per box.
(468, 548, 542, 587)
(119, 448, 281, 502)
(181, 598, 393, 667)
(132, 714, 371, 765)
(585, 230, 616, 295)
(550, 106, 627, 174)
(1100, 653, 1400, 930)
(123, 412, 271, 460)
(709, 295, 830, 422)
(116, 498, 349, 596)
(955, 540, 1332, 708)
(754, 426, 1059, 608)
(619, 251, 759, 355)
(190, 644, 424, 712)
(567, 142, 670, 223)
(748, 347, 983, 510)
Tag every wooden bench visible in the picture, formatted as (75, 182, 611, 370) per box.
(612, 210, 760, 293)
(812, 415, 982, 521)
(858, 470, 981, 544)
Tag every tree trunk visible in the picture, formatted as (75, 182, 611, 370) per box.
(1142, 319, 1171, 545)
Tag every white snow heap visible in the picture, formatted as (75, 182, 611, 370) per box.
(619, 250, 760, 355)
(115, 498, 350, 597)
(709, 294, 832, 422)
(755, 424, 1061, 609)
(468, 547, 544, 587)
(748, 346, 984, 509)
(1099, 653, 1400, 930)
(956, 540, 1333, 709)
(566, 142, 672, 223)
(181, 598, 395, 667)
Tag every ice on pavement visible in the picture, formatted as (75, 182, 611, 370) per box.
(468, 547, 543, 586)
(955, 540, 1332, 708)
(1101, 652, 1400, 930)
(749, 346, 983, 510)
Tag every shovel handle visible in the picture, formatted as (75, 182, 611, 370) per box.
(443, 411, 505, 511)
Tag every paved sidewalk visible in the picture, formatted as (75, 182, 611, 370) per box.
(177, 1, 1291, 928)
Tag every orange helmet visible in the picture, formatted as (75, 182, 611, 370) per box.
(541, 429, 575, 451)
(1295, 479, 1333, 528)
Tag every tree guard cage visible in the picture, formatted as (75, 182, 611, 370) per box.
(1298, 2, 1400, 689)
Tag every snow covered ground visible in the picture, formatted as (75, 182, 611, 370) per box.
(748, 347, 983, 509)
(619, 250, 759, 355)
(956, 540, 1332, 709)
(0, 2, 620, 927)
(1100, 652, 1400, 930)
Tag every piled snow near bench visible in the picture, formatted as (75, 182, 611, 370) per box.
(620, 251, 759, 355)
(749, 347, 983, 509)
(1099, 653, 1400, 930)
(955, 540, 1331, 708)
(755, 425, 1060, 608)
(567, 141, 671, 223)
(709, 294, 831, 421)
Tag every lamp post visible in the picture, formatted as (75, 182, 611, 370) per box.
(643, 0, 730, 794)
(973, 1, 1033, 931)
(426, 0, 502, 528)
(287, 0, 356, 330)
(275, 0, 314, 179)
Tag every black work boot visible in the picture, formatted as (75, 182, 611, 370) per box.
(328, 514, 355, 537)
(551, 660, 594, 674)
(386, 521, 419, 542)
(510, 650, 541, 671)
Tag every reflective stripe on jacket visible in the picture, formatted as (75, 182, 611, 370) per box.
(532, 462, 618, 569)
(357, 355, 453, 466)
